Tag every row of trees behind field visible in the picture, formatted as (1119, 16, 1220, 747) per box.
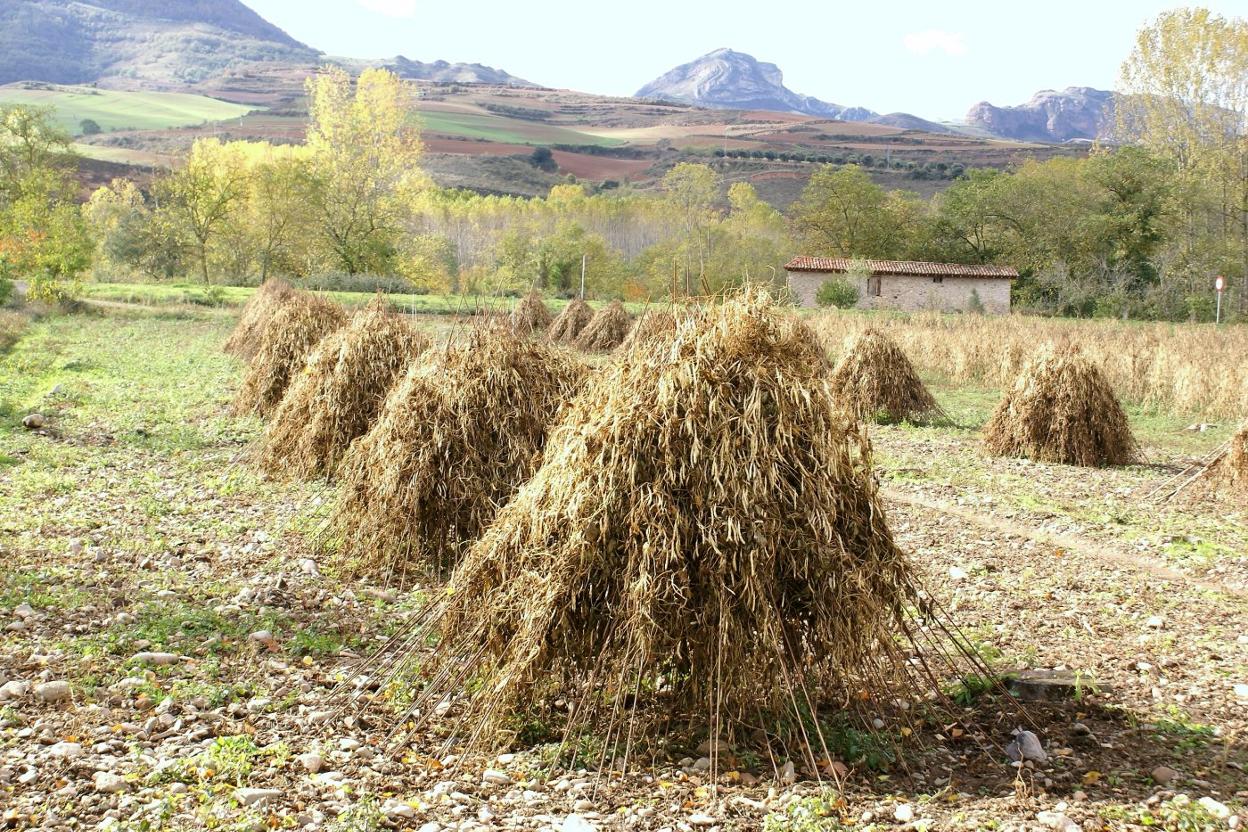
(1, 8, 1244, 321)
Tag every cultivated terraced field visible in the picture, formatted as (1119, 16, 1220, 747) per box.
(0, 300, 1244, 831)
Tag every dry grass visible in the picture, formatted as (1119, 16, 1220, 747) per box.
(620, 308, 676, 352)
(1229, 422, 1248, 492)
(574, 299, 632, 351)
(548, 297, 594, 344)
(372, 289, 986, 757)
(983, 343, 1140, 467)
(232, 293, 347, 418)
(254, 298, 429, 480)
(829, 329, 943, 423)
(808, 310, 1248, 418)
(223, 279, 296, 360)
(329, 326, 585, 584)
(510, 290, 553, 334)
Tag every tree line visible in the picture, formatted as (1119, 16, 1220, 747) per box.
(1, 8, 1243, 321)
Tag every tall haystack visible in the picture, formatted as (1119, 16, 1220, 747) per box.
(511, 290, 553, 334)
(620, 308, 676, 351)
(223, 279, 296, 360)
(330, 327, 585, 584)
(574, 299, 632, 351)
(233, 294, 347, 418)
(1227, 422, 1248, 492)
(255, 298, 429, 480)
(376, 290, 987, 758)
(548, 297, 594, 343)
(830, 329, 944, 423)
(983, 343, 1139, 467)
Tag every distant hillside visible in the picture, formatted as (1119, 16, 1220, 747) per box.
(869, 112, 956, 134)
(381, 57, 535, 87)
(966, 87, 1116, 142)
(0, 0, 319, 88)
(636, 49, 876, 121)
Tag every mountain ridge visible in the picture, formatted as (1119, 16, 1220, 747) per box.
(966, 87, 1116, 142)
(635, 48, 876, 122)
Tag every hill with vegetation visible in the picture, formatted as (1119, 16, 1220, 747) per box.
(0, 0, 319, 87)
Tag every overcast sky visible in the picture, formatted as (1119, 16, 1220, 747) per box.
(244, 0, 1248, 120)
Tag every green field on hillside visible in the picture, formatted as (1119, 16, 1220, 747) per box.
(0, 84, 256, 136)
(417, 109, 625, 147)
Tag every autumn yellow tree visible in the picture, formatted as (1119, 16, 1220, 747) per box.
(1118, 7, 1248, 309)
(305, 66, 424, 274)
(155, 138, 250, 284)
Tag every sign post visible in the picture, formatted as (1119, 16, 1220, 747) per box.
(1215, 275, 1224, 325)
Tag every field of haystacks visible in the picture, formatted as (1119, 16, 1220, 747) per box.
(0, 291, 1245, 832)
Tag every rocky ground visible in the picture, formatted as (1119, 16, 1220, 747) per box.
(0, 303, 1245, 831)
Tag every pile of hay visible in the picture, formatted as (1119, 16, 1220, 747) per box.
(223, 279, 296, 360)
(1227, 422, 1248, 491)
(330, 327, 585, 584)
(620, 308, 676, 351)
(574, 299, 632, 351)
(983, 343, 1139, 467)
(233, 294, 347, 418)
(376, 290, 985, 757)
(829, 329, 944, 423)
(254, 298, 429, 480)
(547, 298, 594, 343)
(510, 290, 553, 334)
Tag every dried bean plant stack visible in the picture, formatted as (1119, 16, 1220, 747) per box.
(510, 290, 553, 335)
(547, 297, 595, 344)
(829, 328, 944, 423)
(233, 293, 347, 418)
(368, 289, 990, 765)
(574, 299, 632, 351)
(223, 278, 295, 360)
(983, 343, 1139, 467)
(255, 297, 429, 480)
(619, 308, 676, 352)
(329, 325, 585, 584)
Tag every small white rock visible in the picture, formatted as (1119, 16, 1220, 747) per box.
(48, 742, 83, 759)
(688, 814, 716, 827)
(1198, 797, 1231, 819)
(234, 787, 282, 807)
(382, 798, 416, 819)
(894, 803, 915, 823)
(0, 680, 29, 701)
(34, 680, 71, 703)
(131, 652, 179, 666)
(298, 752, 325, 773)
(93, 771, 127, 794)
(780, 759, 797, 785)
(482, 768, 513, 785)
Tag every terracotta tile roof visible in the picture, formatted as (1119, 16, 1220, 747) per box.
(785, 256, 1018, 279)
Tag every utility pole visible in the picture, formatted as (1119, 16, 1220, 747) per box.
(580, 254, 587, 300)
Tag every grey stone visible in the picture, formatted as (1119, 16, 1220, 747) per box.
(131, 653, 179, 666)
(234, 787, 282, 807)
(34, 681, 71, 703)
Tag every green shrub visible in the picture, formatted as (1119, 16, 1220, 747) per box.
(815, 277, 859, 309)
(967, 288, 986, 314)
(301, 271, 423, 295)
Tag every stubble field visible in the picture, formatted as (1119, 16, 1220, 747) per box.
(0, 298, 1245, 831)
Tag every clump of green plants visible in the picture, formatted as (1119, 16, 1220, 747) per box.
(1101, 795, 1231, 832)
(816, 277, 859, 309)
(329, 796, 387, 832)
(763, 790, 852, 832)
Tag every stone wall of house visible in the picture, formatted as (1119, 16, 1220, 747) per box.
(787, 271, 1012, 314)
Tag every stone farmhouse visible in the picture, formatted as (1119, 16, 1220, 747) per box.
(785, 257, 1018, 314)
